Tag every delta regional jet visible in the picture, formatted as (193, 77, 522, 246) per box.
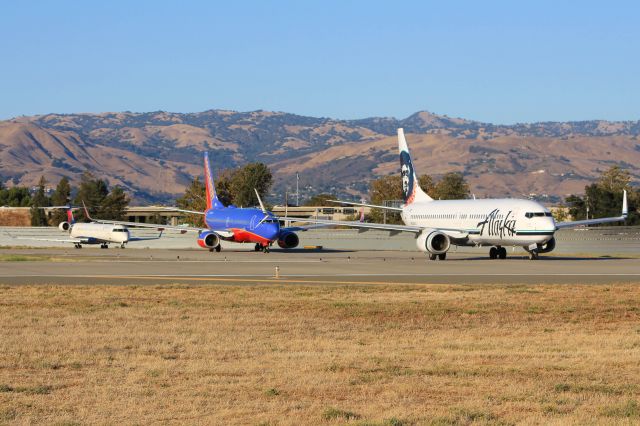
(88, 153, 304, 252)
(11, 207, 162, 249)
(285, 128, 628, 260)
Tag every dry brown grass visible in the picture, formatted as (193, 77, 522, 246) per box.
(1, 283, 639, 425)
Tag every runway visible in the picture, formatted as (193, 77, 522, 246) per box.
(1, 247, 639, 285)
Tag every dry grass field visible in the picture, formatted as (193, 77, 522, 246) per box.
(1, 283, 640, 425)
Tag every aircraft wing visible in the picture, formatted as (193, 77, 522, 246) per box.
(8, 235, 96, 244)
(328, 200, 403, 211)
(555, 190, 628, 229)
(128, 230, 164, 242)
(279, 216, 423, 233)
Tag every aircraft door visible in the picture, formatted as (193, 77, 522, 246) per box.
(250, 215, 257, 231)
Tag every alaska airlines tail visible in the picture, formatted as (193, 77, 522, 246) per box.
(204, 152, 224, 210)
(398, 128, 433, 205)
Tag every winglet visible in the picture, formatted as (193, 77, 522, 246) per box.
(622, 189, 628, 218)
(204, 152, 223, 210)
(81, 200, 93, 221)
(254, 188, 267, 213)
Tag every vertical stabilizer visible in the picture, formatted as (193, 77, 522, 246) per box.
(398, 128, 433, 205)
(66, 207, 75, 224)
(204, 152, 223, 210)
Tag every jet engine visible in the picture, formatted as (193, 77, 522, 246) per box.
(58, 221, 71, 232)
(277, 231, 299, 249)
(536, 236, 556, 253)
(416, 230, 451, 254)
(197, 230, 220, 249)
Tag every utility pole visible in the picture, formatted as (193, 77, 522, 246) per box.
(296, 172, 299, 206)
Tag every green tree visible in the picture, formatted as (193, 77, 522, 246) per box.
(418, 174, 436, 195)
(369, 175, 403, 224)
(304, 193, 336, 206)
(229, 162, 273, 207)
(565, 165, 638, 225)
(433, 172, 470, 200)
(100, 186, 129, 220)
(214, 169, 234, 206)
(0, 187, 31, 207)
(74, 171, 109, 220)
(30, 176, 50, 226)
(50, 177, 72, 225)
(176, 177, 206, 227)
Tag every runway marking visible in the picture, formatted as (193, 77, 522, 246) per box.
(1, 273, 639, 287)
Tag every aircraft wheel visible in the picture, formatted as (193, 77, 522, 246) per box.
(254, 243, 261, 252)
(529, 251, 539, 260)
(263, 246, 270, 253)
(489, 247, 498, 259)
(215, 245, 221, 252)
(438, 253, 447, 260)
(429, 253, 437, 261)
(498, 246, 507, 259)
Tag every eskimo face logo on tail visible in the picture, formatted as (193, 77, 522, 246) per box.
(400, 151, 415, 204)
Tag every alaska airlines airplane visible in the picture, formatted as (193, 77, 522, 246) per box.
(284, 128, 628, 260)
(88, 153, 303, 252)
(12, 207, 161, 248)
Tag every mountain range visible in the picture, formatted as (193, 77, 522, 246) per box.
(1, 110, 639, 204)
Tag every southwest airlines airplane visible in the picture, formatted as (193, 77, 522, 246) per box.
(11, 207, 161, 248)
(88, 153, 304, 252)
(284, 128, 628, 260)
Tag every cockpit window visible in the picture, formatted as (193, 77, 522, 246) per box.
(525, 212, 552, 218)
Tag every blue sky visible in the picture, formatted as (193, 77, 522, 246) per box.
(1, 1, 638, 123)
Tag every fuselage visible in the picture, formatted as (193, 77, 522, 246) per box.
(205, 207, 280, 244)
(69, 223, 130, 244)
(402, 198, 556, 247)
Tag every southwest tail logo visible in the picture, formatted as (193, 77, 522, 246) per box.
(204, 152, 223, 210)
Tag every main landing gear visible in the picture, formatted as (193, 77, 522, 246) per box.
(209, 245, 222, 252)
(428, 253, 447, 261)
(74, 243, 82, 249)
(489, 246, 507, 260)
(254, 243, 269, 253)
(100, 243, 109, 249)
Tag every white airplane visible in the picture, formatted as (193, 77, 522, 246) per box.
(10, 206, 162, 249)
(284, 128, 628, 260)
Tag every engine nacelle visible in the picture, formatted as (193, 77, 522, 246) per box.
(58, 221, 71, 232)
(277, 231, 299, 249)
(197, 231, 220, 249)
(537, 236, 556, 253)
(416, 230, 451, 254)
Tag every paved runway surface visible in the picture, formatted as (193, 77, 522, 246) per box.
(1, 246, 638, 285)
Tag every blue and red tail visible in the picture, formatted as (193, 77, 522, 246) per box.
(204, 152, 224, 210)
(66, 207, 75, 224)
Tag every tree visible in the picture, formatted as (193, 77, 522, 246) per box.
(50, 177, 72, 225)
(214, 169, 234, 206)
(100, 186, 129, 220)
(0, 187, 31, 207)
(565, 166, 638, 225)
(304, 193, 336, 206)
(369, 175, 403, 224)
(74, 171, 109, 220)
(433, 172, 470, 200)
(30, 176, 50, 226)
(229, 163, 273, 207)
(176, 177, 206, 227)
(598, 166, 631, 194)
